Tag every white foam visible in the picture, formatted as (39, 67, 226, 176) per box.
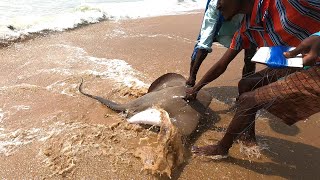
(5, 44, 148, 97)
(239, 141, 269, 159)
(11, 105, 31, 111)
(0, 120, 85, 156)
(41, 68, 74, 76)
(0, 106, 31, 125)
(0, 117, 128, 157)
(0, 83, 40, 92)
(56, 44, 149, 89)
(83, 57, 148, 89)
(46, 81, 79, 97)
(105, 32, 194, 44)
(0, 128, 41, 156)
(0, 109, 4, 123)
(5, 105, 32, 118)
(0, 0, 206, 42)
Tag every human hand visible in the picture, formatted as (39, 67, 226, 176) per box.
(283, 35, 320, 66)
(186, 77, 196, 87)
(184, 87, 197, 101)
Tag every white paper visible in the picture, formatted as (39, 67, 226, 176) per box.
(251, 47, 303, 68)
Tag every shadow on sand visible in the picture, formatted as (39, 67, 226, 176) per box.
(223, 135, 320, 179)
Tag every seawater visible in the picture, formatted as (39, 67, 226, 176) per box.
(0, 0, 206, 42)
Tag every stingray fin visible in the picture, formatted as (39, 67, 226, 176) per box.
(147, 73, 186, 93)
(78, 78, 126, 112)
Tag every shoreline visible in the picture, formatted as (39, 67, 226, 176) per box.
(0, 18, 127, 48)
(0, 11, 203, 49)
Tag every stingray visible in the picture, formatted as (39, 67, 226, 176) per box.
(79, 73, 213, 135)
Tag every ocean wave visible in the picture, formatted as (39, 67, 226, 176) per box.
(0, 0, 205, 45)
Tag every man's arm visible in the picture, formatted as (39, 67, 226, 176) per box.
(186, 49, 208, 87)
(187, 0, 222, 87)
(186, 48, 241, 100)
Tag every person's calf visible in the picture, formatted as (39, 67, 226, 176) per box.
(243, 47, 257, 77)
(242, 62, 256, 78)
(237, 132, 257, 147)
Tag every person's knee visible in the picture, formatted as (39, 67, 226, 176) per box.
(237, 91, 256, 108)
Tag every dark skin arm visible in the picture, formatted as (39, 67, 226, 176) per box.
(185, 48, 241, 100)
(186, 49, 209, 87)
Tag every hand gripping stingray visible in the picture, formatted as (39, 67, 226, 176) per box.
(79, 73, 213, 135)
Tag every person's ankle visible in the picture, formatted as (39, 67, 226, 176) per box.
(216, 142, 230, 154)
(237, 134, 257, 146)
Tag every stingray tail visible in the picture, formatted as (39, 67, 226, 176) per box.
(79, 78, 127, 112)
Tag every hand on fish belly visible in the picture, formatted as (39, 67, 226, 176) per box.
(184, 87, 197, 101)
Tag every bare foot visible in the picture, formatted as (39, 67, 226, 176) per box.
(192, 144, 228, 159)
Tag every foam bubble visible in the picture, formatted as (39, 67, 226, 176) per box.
(0, 109, 4, 123)
(0, 127, 42, 156)
(57, 44, 150, 93)
(105, 32, 194, 44)
(0, 83, 40, 92)
(83, 57, 149, 89)
(1, 43, 149, 98)
(46, 81, 77, 97)
(11, 105, 31, 111)
(41, 68, 74, 76)
(0, 120, 83, 156)
(239, 141, 269, 159)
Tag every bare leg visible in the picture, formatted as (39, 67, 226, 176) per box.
(237, 67, 298, 144)
(237, 121, 257, 146)
(242, 48, 257, 78)
(193, 68, 299, 156)
(192, 91, 259, 156)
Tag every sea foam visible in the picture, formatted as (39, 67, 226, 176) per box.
(0, 0, 206, 43)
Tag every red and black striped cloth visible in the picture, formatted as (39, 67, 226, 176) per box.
(230, 0, 320, 50)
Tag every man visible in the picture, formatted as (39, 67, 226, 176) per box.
(186, 0, 320, 158)
(186, 0, 256, 87)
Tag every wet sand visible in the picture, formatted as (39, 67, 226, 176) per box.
(0, 13, 319, 179)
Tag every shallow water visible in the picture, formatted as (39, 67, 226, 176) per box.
(0, 13, 319, 179)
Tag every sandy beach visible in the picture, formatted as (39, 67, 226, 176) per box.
(0, 13, 319, 179)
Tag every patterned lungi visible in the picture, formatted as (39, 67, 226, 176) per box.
(254, 66, 320, 125)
